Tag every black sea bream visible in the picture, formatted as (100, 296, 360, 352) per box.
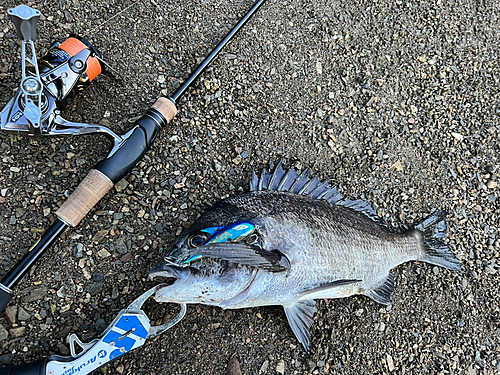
(149, 162, 461, 350)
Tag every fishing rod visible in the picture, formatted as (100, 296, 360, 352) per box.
(0, 0, 266, 317)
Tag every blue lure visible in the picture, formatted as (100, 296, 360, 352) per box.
(183, 221, 255, 264)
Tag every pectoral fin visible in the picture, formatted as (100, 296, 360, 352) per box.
(188, 243, 290, 272)
(299, 279, 362, 299)
(283, 300, 317, 352)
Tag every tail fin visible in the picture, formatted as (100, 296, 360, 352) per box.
(415, 211, 461, 271)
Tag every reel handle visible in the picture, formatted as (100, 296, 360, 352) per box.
(7, 5, 40, 41)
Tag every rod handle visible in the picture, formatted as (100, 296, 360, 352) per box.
(152, 97, 177, 122)
(56, 169, 113, 227)
(2, 358, 48, 375)
(95, 98, 177, 183)
(56, 98, 177, 227)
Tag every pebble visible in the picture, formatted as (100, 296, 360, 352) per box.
(121, 252, 133, 262)
(276, 360, 285, 374)
(73, 243, 84, 258)
(57, 343, 70, 356)
(20, 286, 47, 303)
(386, 354, 395, 371)
(259, 360, 269, 373)
(115, 179, 129, 192)
(97, 249, 111, 258)
(227, 355, 242, 375)
(18, 306, 30, 321)
(0, 324, 9, 341)
(9, 327, 25, 338)
(84, 281, 104, 295)
(487, 181, 497, 189)
(4, 305, 17, 324)
(316, 61, 323, 74)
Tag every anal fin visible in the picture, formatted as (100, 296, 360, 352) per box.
(283, 300, 317, 352)
(366, 272, 394, 305)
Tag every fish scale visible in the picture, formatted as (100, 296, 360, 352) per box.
(149, 162, 461, 351)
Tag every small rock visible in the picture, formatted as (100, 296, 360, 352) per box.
(276, 360, 285, 374)
(116, 364, 125, 374)
(386, 354, 395, 371)
(259, 360, 269, 373)
(227, 354, 241, 375)
(316, 61, 323, 74)
(73, 243, 84, 258)
(92, 273, 104, 282)
(115, 179, 129, 192)
(0, 324, 9, 341)
(9, 326, 25, 338)
(20, 286, 48, 303)
(121, 252, 133, 262)
(154, 223, 163, 233)
(18, 306, 30, 321)
(57, 342, 70, 356)
(64, 10, 74, 22)
(4, 305, 17, 324)
(95, 318, 107, 332)
(92, 230, 109, 243)
(97, 249, 111, 258)
(57, 285, 72, 298)
(112, 285, 119, 299)
(84, 281, 104, 295)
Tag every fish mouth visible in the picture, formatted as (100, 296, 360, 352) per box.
(150, 275, 177, 286)
(148, 259, 189, 285)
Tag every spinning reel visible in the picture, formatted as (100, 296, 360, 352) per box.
(0, 5, 123, 152)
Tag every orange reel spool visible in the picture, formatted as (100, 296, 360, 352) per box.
(58, 37, 102, 81)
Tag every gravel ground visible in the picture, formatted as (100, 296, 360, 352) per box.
(0, 0, 499, 374)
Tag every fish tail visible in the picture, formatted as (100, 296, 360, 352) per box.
(415, 211, 461, 271)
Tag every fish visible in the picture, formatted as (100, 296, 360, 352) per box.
(149, 161, 461, 351)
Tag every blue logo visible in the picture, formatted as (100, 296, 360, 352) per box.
(98, 350, 107, 358)
(10, 110, 23, 123)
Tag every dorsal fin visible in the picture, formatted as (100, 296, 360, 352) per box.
(336, 199, 387, 227)
(249, 161, 387, 227)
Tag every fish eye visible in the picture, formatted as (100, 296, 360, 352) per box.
(187, 234, 208, 248)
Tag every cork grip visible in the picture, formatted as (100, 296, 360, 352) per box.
(152, 97, 177, 122)
(56, 169, 113, 227)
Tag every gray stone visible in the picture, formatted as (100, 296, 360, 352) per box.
(17, 306, 30, 321)
(0, 324, 9, 341)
